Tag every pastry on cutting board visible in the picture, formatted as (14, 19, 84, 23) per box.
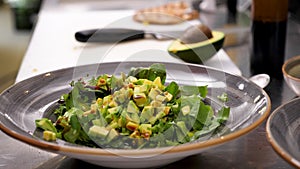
(133, 1, 199, 25)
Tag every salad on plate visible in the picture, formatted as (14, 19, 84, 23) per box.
(35, 63, 230, 149)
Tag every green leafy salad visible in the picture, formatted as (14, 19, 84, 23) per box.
(35, 63, 230, 149)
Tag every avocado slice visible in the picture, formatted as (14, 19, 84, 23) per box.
(168, 31, 225, 64)
(88, 125, 109, 138)
(43, 131, 57, 141)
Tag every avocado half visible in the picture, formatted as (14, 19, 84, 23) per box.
(168, 31, 225, 64)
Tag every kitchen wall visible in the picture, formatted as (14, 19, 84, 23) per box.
(0, 4, 31, 92)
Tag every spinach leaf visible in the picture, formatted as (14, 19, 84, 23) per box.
(165, 81, 179, 100)
(127, 63, 166, 83)
(217, 106, 230, 123)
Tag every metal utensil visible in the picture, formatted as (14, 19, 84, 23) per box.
(249, 74, 270, 88)
(75, 28, 183, 43)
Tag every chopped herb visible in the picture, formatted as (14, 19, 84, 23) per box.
(217, 92, 229, 102)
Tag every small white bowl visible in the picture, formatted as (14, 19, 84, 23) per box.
(282, 55, 300, 96)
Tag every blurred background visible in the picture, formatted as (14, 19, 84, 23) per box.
(0, 0, 300, 93)
(0, 0, 42, 92)
(0, 0, 242, 93)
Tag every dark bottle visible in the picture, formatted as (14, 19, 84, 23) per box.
(250, 0, 288, 79)
(227, 0, 237, 16)
(226, 0, 237, 24)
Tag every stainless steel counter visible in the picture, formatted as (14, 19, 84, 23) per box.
(1, 1, 300, 169)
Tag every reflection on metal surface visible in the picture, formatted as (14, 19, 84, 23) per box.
(0, 153, 15, 168)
